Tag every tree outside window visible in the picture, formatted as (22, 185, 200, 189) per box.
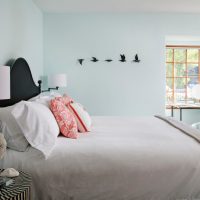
(166, 46, 200, 105)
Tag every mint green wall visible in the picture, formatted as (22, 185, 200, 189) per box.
(44, 14, 165, 116)
(165, 109, 200, 124)
(44, 13, 200, 118)
(2, 2, 200, 121)
(0, 0, 43, 82)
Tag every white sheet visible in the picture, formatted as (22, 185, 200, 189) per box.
(1, 116, 200, 200)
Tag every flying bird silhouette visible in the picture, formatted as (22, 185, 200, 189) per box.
(119, 54, 126, 62)
(78, 59, 84, 65)
(105, 59, 113, 62)
(91, 57, 99, 62)
(133, 54, 140, 62)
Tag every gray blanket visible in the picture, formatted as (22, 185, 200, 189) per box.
(1, 116, 200, 200)
(155, 115, 200, 143)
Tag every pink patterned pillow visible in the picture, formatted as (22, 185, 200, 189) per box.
(50, 99, 78, 139)
(55, 95, 74, 106)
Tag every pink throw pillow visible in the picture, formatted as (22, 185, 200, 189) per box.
(68, 103, 92, 133)
(55, 95, 74, 106)
(50, 99, 78, 139)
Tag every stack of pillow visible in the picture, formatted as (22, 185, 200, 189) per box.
(50, 95, 92, 138)
(0, 93, 92, 158)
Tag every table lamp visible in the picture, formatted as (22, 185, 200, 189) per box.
(0, 66, 10, 100)
(0, 66, 10, 159)
(42, 74, 67, 93)
(48, 74, 67, 89)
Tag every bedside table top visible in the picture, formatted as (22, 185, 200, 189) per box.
(0, 170, 32, 200)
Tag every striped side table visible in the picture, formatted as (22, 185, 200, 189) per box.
(0, 170, 32, 200)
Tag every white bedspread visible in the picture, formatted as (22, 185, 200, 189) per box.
(1, 116, 200, 200)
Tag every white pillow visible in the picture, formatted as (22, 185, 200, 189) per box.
(29, 92, 62, 107)
(0, 105, 29, 152)
(12, 101, 60, 158)
(29, 95, 52, 107)
(68, 103, 92, 133)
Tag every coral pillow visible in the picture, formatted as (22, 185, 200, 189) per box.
(55, 95, 74, 106)
(68, 103, 92, 133)
(50, 99, 78, 139)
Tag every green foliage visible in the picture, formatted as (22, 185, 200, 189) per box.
(175, 64, 185, 76)
(187, 49, 198, 62)
(174, 49, 186, 62)
(166, 47, 200, 103)
(166, 49, 173, 62)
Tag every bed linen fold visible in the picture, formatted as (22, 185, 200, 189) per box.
(155, 115, 200, 143)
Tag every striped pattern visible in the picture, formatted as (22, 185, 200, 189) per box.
(0, 170, 31, 200)
(68, 104, 88, 132)
(68, 103, 91, 133)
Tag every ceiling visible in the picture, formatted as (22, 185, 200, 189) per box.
(33, 0, 200, 13)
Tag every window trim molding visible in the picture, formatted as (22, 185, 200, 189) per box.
(166, 45, 200, 48)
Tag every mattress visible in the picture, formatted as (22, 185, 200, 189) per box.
(1, 116, 200, 200)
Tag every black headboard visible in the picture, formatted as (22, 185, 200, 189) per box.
(0, 58, 41, 107)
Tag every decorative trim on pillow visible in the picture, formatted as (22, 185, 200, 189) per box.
(68, 103, 91, 133)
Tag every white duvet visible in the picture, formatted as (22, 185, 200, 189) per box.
(1, 116, 200, 200)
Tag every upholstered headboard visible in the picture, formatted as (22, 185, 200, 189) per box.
(0, 58, 41, 107)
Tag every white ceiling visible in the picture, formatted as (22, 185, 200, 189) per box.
(33, 0, 200, 13)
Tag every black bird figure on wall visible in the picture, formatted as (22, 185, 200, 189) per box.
(91, 57, 99, 62)
(119, 54, 126, 62)
(133, 54, 140, 63)
(78, 59, 84, 65)
(105, 59, 113, 62)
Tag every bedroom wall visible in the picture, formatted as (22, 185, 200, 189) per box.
(0, 0, 43, 82)
(44, 13, 200, 119)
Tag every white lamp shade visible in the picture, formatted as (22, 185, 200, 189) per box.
(48, 74, 67, 88)
(0, 66, 10, 100)
(192, 84, 200, 99)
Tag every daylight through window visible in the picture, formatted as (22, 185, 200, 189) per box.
(166, 46, 200, 105)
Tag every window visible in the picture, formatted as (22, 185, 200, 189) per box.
(166, 46, 200, 105)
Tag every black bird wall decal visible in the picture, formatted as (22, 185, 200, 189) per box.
(91, 57, 99, 62)
(105, 59, 113, 62)
(133, 54, 140, 62)
(78, 59, 84, 65)
(119, 54, 126, 62)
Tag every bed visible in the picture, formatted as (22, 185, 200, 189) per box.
(1, 58, 200, 200)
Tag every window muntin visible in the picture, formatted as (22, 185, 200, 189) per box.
(166, 46, 200, 105)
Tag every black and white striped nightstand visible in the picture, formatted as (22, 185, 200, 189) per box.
(0, 170, 32, 200)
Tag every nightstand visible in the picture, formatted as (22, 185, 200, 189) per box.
(0, 170, 32, 200)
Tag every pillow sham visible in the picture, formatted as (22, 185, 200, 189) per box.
(12, 101, 60, 158)
(50, 99, 78, 139)
(29, 92, 62, 101)
(0, 105, 29, 152)
(29, 92, 62, 107)
(68, 103, 92, 133)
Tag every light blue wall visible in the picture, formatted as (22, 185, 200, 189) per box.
(44, 14, 165, 116)
(0, 0, 43, 82)
(44, 13, 200, 118)
(1, 3, 200, 122)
